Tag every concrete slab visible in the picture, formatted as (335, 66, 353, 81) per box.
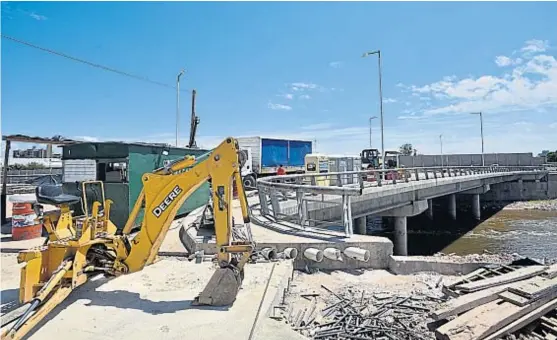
(182, 199, 394, 270)
(389, 255, 496, 276)
(0, 252, 295, 340)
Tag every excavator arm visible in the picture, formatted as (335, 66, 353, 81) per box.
(2, 137, 254, 340)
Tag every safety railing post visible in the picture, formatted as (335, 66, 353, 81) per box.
(425, 168, 429, 180)
(270, 189, 281, 217)
(414, 168, 419, 181)
(259, 188, 270, 215)
(296, 190, 305, 227)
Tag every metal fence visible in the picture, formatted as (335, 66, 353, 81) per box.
(1, 169, 63, 194)
(256, 165, 547, 237)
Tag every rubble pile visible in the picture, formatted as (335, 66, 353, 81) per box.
(285, 284, 446, 340)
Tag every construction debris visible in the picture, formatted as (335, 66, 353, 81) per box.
(282, 283, 447, 339)
(432, 263, 557, 340)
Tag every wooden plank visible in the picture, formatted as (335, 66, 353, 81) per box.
(447, 268, 489, 288)
(432, 282, 518, 320)
(455, 266, 547, 293)
(482, 299, 557, 340)
(543, 264, 557, 280)
(499, 291, 531, 306)
(509, 277, 557, 299)
(435, 289, 557, 340)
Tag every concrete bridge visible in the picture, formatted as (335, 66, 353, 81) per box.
(256, 166, 556, 256)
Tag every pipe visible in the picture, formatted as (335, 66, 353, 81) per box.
(303, 248, 323, 262)
(343, 247, 370, 262)
(323, 248, 343, 261)
(283, 247, 298, 260)
(261, 247, 277, 261)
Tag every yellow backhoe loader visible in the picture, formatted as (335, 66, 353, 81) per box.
(1, 137, 255, 340)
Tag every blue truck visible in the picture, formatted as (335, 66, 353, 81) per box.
(237, 136, 313, 188)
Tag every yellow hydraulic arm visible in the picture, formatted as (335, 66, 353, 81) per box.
(2, 137, 254, 340)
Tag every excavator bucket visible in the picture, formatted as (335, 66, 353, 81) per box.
(194, 267, 243, 306)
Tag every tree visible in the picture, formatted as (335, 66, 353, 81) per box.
(547, 151, 557, 163)
(399, 143, 414, 156)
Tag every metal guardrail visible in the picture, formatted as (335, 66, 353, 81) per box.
(255, 165, 547, 237)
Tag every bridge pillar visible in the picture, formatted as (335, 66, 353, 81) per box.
(472, 194, 481, 220)
(354, 216, 367, 235)
(448, 194, 456, 220)
(394, 217, 407, 256)
(427, 199, 433, 219)
(377, 200, 428, 256)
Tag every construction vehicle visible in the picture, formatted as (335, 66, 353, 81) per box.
(360, 148, 380, 169)
(1, 137, 254, 340)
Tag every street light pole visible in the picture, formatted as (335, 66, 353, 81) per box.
(176, 69, 185, 147)
(439, 134, 443, 167)
(369, 116, 377, 148)
(362, 50, 385, 174)
(470, 112, 485, 166)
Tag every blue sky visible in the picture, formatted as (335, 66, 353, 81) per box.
(2, 1, 557, 158)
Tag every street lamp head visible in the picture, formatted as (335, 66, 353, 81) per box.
(370, 116, 378, 120)
(362, 50, 380, 58)
(470, 112, 481, 115)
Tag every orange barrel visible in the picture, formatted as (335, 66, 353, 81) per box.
(10, 196, 42, 241)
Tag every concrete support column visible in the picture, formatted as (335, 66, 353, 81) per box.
(426, 199, 433, 220)
(472, 194, 481, 220)
(394, 216, 408, 256)
(354, 216, 367, 235)
(448, 194, 456, 220)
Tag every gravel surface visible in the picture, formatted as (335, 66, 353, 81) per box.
(430, 252, 522, 264)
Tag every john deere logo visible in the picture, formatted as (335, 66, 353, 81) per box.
(153, 185, 183, 217)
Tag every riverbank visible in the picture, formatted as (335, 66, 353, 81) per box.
(502, 199, 557, 211)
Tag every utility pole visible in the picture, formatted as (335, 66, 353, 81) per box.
(314, 139, 317, 153)
(439, 134, 443, 167)
(369, 116, 377, 148)
(470, 112, 485, 166)
(362, 50, 385, 175)
(176, 69, 185, 147)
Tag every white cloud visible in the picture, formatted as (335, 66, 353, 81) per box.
(550, 122, 557, 129)
(329, 61, 344, 68)
(74, 136, 100, 142)
(29, 12, 47, 20)
(383, 98, 397, 103)
(521, 39, 550, 54)
(403, 40, 557, 116)
(495, 55, 523, 67)
(290, 82, 318, 91)
(277, 93, 293, 100)
(299, 94, 311, 100)
(267, 102, 292, 111)
(495, 56, 511, 67)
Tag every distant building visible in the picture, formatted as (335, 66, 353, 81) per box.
(12, 146, 60, 159)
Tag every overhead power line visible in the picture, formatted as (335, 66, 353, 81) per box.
(1, 34, 190, 92)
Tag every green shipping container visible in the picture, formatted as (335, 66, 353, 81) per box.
(61, 141, 210, 229)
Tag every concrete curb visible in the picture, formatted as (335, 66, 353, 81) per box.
(388, 255, 495, 275)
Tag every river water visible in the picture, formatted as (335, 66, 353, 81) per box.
(366, 207, 557, 260)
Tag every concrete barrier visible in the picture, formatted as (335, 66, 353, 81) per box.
(303, 248, 324, 262)
(344, 247, 370, 262)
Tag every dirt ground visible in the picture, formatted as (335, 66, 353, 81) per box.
(0, 254, 299, 340)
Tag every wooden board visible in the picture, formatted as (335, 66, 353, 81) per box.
(454, 266, 547, 293)
(433, 282, 517, 320)
(435, 289, 557, 340)
(498, 291, 531, 306)
(482, 299, 557, 340)
(509, 276, 557, 299)
(542, 264, 557, 279)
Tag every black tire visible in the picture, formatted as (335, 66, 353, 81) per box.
(243, 175, 257, 190)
